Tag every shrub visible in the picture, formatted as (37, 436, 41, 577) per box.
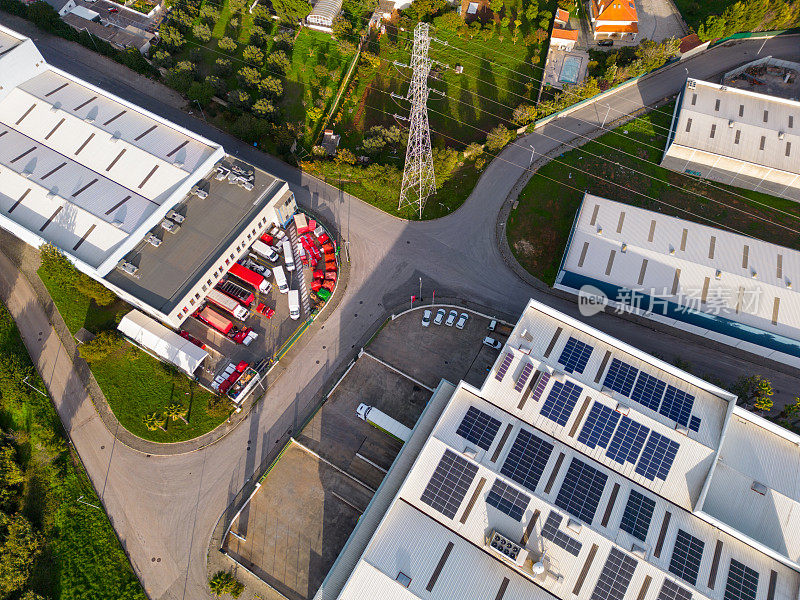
(485, 124, 514, 151)
(215, 58, 233, 75)
(218, 36, 237, 52)
(78, 331, 123, 362)
(192, 21, 212, 42)
(226, 89, 251, 109)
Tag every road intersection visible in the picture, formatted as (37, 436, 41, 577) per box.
(2, 16, 799, 599)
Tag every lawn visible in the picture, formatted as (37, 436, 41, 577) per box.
(0, 302, 147, 600)
(507, 102, 800, 285)
(37, 266, 229, 443)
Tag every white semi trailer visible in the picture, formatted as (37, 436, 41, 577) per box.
(356, 403, 412, 443)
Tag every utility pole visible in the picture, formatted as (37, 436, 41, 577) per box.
(398, 22, 436, 219)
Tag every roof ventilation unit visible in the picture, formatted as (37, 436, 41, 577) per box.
(118, 262, 139, 277)
(50, 101, 62, 112)
(487, 530, 527, 567)
(45, 187, 59, 200)
(668, 245, 675, 255)
(751, 269, 758, 279)
(728, 120, 735, 128)
(615, 402, 630, 415)
(779, 131, 786, 140)
(521, 328, 533, 342)
(621, 242, 628, 253)
(631, 543, 647, 558)
(111, 131, 122, 142)
(597, 226, 603, 235)
(462, 446, 478, 459)
(751, 481, 768, 495)
(787, 279, 792, 289)
(715, 269, 722, 279)
(675, 424, 689, 436)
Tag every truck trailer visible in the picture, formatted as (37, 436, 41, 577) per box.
(288, 289, 300, 320)
(217, 279, 255, 307)
(205, 289, 250, 321)
(196, 307, 233, 335)
(229, 262, 270, 293)
(356, 404, 411, 443)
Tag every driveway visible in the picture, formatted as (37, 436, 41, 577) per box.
(636, 0, 689, 42)
(3, 13, 800, 600)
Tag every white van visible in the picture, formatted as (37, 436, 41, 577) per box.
(288, 289, 300, 320)
(273, 265, 289, 294)
(282, 240, 295, 272)
(251, 240, 280, 263)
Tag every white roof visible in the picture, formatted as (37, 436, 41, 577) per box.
(69, 5, 100, 20)
(336, 299, 800, 600)
(0, 24, 224, 275)
(661, 77, 800, 202)
(117, 309, 207, 374)
(558, 194, 800, 362)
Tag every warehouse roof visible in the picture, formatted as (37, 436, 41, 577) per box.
(0, 24, 224, 275)
(557, 194, 800, 365)
(335, 300, 800, 600)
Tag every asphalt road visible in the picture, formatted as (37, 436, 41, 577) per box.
(4, 16, 800, 599)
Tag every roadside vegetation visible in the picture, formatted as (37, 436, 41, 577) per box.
(507, 103, 800, 285)
(37, 246, 229, 443)
(674, 0, 800, 38)
(0, 302, 147, 600)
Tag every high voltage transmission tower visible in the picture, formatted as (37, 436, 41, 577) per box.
(397, 22, 437, 219)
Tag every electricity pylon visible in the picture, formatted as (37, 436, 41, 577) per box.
(398, 22, 436, 219)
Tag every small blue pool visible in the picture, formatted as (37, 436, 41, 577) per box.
(559, 55, 582, 84)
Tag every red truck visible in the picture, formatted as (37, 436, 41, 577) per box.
(193, 307, 259, 345)
(229, 262, 270, 293)
(217, 279, 255, 307)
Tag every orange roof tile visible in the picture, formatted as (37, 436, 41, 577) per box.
(551, 27, 579, 40)
(593, 0, 637, 22)
(595, 22, 639, 33)
(555, 8, 570, 22)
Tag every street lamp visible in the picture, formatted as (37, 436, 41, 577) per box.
(529, 145, 535, 166)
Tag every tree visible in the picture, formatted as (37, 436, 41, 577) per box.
(218, 36, 237, 52)
(143, 412, 166, 432)
(0, 513, 43, 598)
(159, 25, 186, 49)
(557, 0, 572, 9)
(525, 3, 538, 20)
(486, 124, 513, 150)
(274, 30, 295, 50)
(259, 76, 284, 99)
(200, 3, 219, 21)
(332, 14, 354, 38)
(152, 49, 174, 68)
(0, 446, 24, 510)
(410, 0, 447, 20)
(334, 148, 357, 165)
(435, 10, 462, 31)
(635, 37, 680, 72)
(242, 45, 265, 66)
(731, 375, 774, 411)
(78, 331, 122, 362)
(226, 89, 251, 109)
(265, 51, 291, 75)
(192, 21, 212, 42)
(512, 103, 537, 125)
(237, 66, 263, 88)
(249, 25, 268, 47)
(215, 58, 233, 76)
(207, 75, 226, 96)
(252, 98, 277, 118)
(489, 0, 503, 13)
(188, 81, 215, 105)
(165, 403, 188, 424)
(272, 0, 312, 23)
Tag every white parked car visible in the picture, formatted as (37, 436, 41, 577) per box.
(421, 309, 431, 327)
(445, 310, 458, 327)
(483, 336, 502, 349)
(433, 308, 446, 325)
(456, 312, 468, 329)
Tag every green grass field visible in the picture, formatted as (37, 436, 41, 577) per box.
(37, 268, 229, 443)
(507, 102, 800, 285)
(0, 303, 147, 600)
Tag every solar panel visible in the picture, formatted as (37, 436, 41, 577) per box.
(660, 385, 695, 426)
(555, 458, 607, 524)
(590, 547, 639, 600)
(689, 416, 702, 432)
(630, 372, 666, 411)
(558, 337, 594, 374)
(420, 449, 479, 519)
(456, 406, 502, 451)
(514, 362, 534, 392)
(603, 359, 639, 396)
(541, 380, 583, 426)
(530, 371, 551, 402)
(723, 559, 759, 600)
(485, 479, 530, 522)
(606, 416, 649, 465)
(500, 428, 554, 493)
(577, 403, 621, 450)
(657, 579, 693, 600)
(541, 511, 582, 556)
(495, 352, 513, 381)
(668, 529, 705, 586)
(635, 431, 680, 481)
(619, 489, 656, 542)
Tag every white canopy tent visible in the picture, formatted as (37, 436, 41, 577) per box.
(117, 309, 208, 375)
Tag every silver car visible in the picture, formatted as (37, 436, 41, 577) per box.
(421, 309, 431, 327)
(433, 308, 446, 325)
(456, 312, 468, 329)
(445, 310, 458, 326)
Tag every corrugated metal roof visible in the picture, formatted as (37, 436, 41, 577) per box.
(335, 300, 800, 600)
(308, 0, 343, 24)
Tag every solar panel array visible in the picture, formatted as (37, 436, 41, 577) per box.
(668, 529, 705, 585)
(661, 385, 695, 426)
(495, 352, 513, 381)
(619, 489, 656, 542)
(590, 547, 639, 600)
(631, 372, 666, 411)
(541, 511, 582, 556)
(540, 380, 583, 426)
(555, 458, 608, 524)
(500, 429, 554, 493)
(603, 358, 638, 396)
(635, 432, 680, 481)
(530, 371, 551, 403)
(558, 337, 594, 374)
(689, 415, 702, 432)
(723, 559, 759, 600)
(578, 403, 621, 449)
(456, 406, 501, 451)
(657, 579, 693, 600)
(514, 362, 534, 392)
(420, 449, 479, 519)
(606, 416, 650, 465)
(485, 479, 530, 522)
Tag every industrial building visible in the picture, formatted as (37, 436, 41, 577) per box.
(306, 0, 344, 32)
(317, 299, 800, 600)
(661, 65, 800, 203)
(555, 193, 800, 368)
(0, 25, 297, 328)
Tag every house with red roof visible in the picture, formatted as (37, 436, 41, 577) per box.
(551, 26, 579, 51)
(589, 0, 638, 41)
